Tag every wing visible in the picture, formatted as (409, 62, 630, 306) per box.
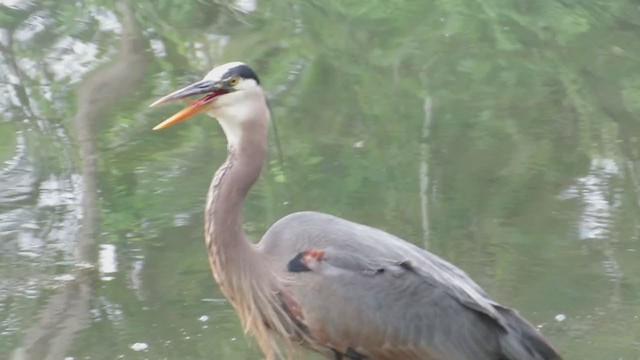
(258, 211, 560, 360)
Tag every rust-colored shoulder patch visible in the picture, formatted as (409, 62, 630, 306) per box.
(303, 249, 325, 263)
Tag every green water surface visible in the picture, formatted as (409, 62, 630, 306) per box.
(1, 1, 639, 359)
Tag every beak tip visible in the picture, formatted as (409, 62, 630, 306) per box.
(149, 99, 163, 108)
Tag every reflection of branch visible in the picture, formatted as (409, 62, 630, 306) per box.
(420, 96, 432, 248)
(582, 68, 640, 207)
(10, 271, 95, 360)
(581, 69, 640, 291)
(11, 1, 150, 358)
(72, 0, 150, 263)
(0, 34, 35, 118)
(575, 163, 624, 313)
(624, 160, 640, 208)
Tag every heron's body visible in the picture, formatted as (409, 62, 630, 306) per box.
(261, 211, 562, 360)
(151, 62, 562, 360)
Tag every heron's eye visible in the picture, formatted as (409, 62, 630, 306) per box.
(228, 77, 240, 86)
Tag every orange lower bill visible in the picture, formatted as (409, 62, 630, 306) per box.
(152, 102, 208, 130)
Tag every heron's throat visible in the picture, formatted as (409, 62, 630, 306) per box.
(204, 118, 269, 288)
(202, 105, 305, 360)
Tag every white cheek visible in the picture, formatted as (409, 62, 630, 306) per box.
(206, 93, 250, 147)
(205, 84, 265, 148)
(208, 92, 251, 119)
(216, 118, 242, 147)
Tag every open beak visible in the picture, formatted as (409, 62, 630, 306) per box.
(149, 79, 228, 130)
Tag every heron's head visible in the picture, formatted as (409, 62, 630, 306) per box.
(150, 62, 264, 130)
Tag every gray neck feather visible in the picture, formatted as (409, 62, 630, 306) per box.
(204, 113, 269, 294)
(202, 99, 318, 359)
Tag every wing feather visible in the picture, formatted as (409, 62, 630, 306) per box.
(259, 212, 560, 360)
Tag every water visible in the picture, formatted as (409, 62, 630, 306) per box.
(1, 1, 639, 359)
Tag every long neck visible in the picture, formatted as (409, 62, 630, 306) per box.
(205, 116, 268, 293)
(203, 100, 313, 359)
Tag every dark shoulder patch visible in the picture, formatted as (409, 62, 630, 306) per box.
(332, 347, 368, 360)
(345, 347, 368, 360)
(223, 64, 260, 84)
(332, 349, 343, 360)
(397, 259, 414, 271)
(287, 252, 311, 272)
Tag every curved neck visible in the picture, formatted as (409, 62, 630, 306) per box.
(204, 110, 269, 292)
(202, 99, 312, 359)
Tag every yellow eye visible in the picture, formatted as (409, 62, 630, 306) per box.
(228, 77, 240, 86)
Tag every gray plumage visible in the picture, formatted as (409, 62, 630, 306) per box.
(260, 211, 560, 360)
(150, 62, 562, 360)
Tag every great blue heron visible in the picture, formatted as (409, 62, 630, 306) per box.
(150, 62, 562, 360)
